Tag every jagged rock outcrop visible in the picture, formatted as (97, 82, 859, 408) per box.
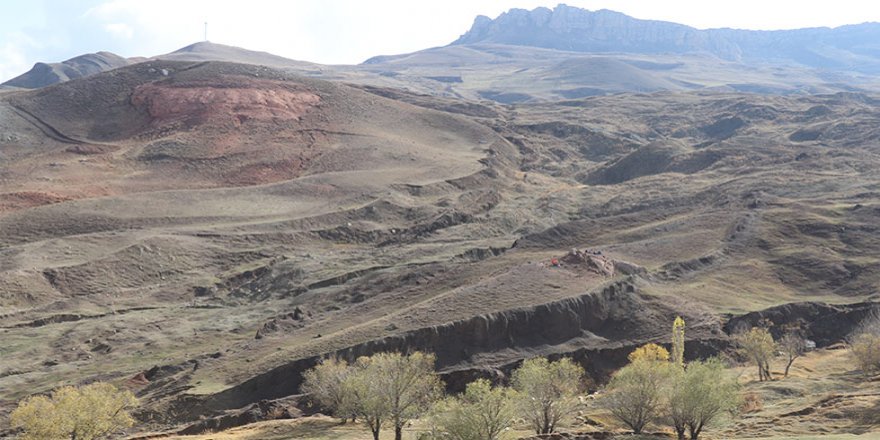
(254, 307, 311, 339)
(453, 4, 880, 72)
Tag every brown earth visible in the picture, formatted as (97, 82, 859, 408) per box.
(0, 59, 878, 437)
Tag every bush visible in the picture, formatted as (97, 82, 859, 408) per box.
(739, 391, 763, 413)
(849, 310, 880, 374)
(851, 333, 880, 374)
(10, 382, 138, 440)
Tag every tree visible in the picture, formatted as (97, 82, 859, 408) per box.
(667, 358, 740, 440)
(605, 354, 673, 434)
(666, 367, 689, 440)
(430, 379, 516, 440)
(672, 317, 686, 368)
(349, 357, 391, 440)
(735, 327, 776, 381)
(302, 351, 442, 440)
(849, 309, 880, 374)
(628, 343, 670, 363)
(301, 356, 357, 421)
(369, 352, 443, 440)
(511, 357, 585, 434)
(10, 382, 138, 440)
(778, 331, 807, 378)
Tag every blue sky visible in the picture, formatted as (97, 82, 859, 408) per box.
(3, 0, 880, 82)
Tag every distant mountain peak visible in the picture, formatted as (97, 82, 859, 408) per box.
(452, 4, 733, 58)
(169, 41, 243, 54)
(2, 51, 130, 89)
(451, 4, 880, 71)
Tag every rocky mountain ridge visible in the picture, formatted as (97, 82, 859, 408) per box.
(454, 4, 880, 72)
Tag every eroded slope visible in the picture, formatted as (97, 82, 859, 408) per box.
(0, 69, 878, 434)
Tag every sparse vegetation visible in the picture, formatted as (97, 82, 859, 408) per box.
(10, 382, 138, 440)
(511, 357, 585, 434)
(3, 22, 880, 440)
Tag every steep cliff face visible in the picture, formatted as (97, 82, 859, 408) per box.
(453, 4, 880, 71)
(455, 7, 740, 60)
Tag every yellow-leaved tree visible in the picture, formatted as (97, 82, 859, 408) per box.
(628, 343, 670, 363)
(671, 317, 686, 368)
(10, 382, 138, 440)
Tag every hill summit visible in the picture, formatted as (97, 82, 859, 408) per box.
(2, 51, 130, 88)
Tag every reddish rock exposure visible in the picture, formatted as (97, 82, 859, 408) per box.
(130, 78, 321, 127)
(560, 248, 616, 277)
(0, 191, 72, 213)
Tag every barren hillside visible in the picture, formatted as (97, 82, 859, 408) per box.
(0, 55, 878, 438)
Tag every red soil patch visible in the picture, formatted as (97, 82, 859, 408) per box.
(130, 78, 321, 127)
(0, 191, 72, 213)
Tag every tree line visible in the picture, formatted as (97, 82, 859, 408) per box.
(8, 311, 880, 439)
(304, 313, 880, 440)
(303, 352, 586, 440)
(304, 317, 743, 440)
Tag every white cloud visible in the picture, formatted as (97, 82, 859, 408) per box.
(104, 22, 134, 39)
(0, 32, 41, 83)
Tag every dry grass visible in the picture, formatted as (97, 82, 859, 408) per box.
(2, 63, 879, 437)
(721, 348, 880, 439)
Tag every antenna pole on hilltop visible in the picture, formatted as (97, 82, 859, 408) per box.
(204, 22, 208, 41)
